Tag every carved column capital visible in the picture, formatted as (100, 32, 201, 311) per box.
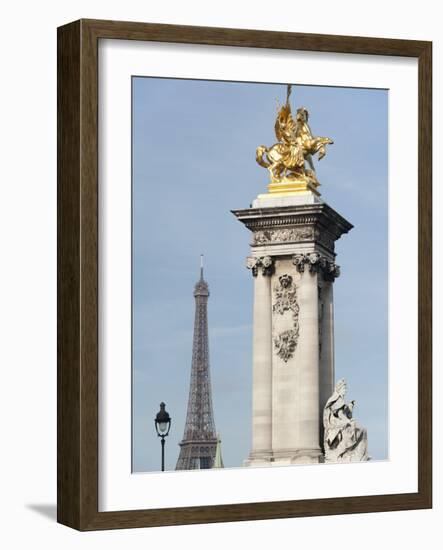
(293, 253, 340, 281)
(246, 256, 274, 277)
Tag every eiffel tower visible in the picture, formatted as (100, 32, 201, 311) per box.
(176, 257, 219, 470)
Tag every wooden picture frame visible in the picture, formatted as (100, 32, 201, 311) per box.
(57, 19, 432, 530)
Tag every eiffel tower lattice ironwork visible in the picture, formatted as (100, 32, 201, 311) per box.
(176, 257, 218, 470)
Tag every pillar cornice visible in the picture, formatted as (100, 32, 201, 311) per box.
(232, 202, 353, 255)
(232, 203, 353, 235)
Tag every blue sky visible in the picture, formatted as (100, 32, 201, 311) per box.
(132, 77, 388, 472)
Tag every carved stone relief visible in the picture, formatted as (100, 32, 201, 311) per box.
(272, 274, 299, 363)
(274, 330, 298, 363)
(253, 227, 314, 245)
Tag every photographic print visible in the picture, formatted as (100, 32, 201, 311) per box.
(131, 77, 388, 473)
(57, 20, 431, 529)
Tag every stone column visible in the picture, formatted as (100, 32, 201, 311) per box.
(245, 256, 273, 464)
(270, 261, 300, 459)
(291, 261, 321, 462)
(319, 281, 335, 449)
(233, 200, 353, 466)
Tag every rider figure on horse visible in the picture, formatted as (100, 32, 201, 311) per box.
(256, 84, 333, 186)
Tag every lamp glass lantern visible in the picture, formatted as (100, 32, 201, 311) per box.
(155, 402, 171, 436)
(154, 402, 171, 471)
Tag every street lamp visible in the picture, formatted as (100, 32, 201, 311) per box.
(154, 402, 171, 471)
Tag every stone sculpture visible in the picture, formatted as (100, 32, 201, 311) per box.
(323, 379, 369, 463)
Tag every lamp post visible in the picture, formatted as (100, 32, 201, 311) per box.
(154, 402, 171, 471)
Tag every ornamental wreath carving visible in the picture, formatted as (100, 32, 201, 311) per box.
(272, 274, 300, 363)
(274, 330, 298, 363)
(293, 252, 340, 281)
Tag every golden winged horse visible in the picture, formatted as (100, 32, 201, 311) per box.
(256, 85, 333, 185)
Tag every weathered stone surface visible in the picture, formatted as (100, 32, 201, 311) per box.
(232, 198, 353, 466)
(249, 258, 273, 462)
(323, 379, 369, 463)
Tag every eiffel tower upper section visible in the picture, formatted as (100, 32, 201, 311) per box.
(176, 258, 218, 470)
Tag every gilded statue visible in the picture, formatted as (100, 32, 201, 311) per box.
(256, 85, 333, 186)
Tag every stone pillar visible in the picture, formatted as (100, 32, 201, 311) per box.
(232, 199, 352, 466)
(271, 260, 300, 460)
(291, 263, 321, 461)
(245, 256, 273, 465)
